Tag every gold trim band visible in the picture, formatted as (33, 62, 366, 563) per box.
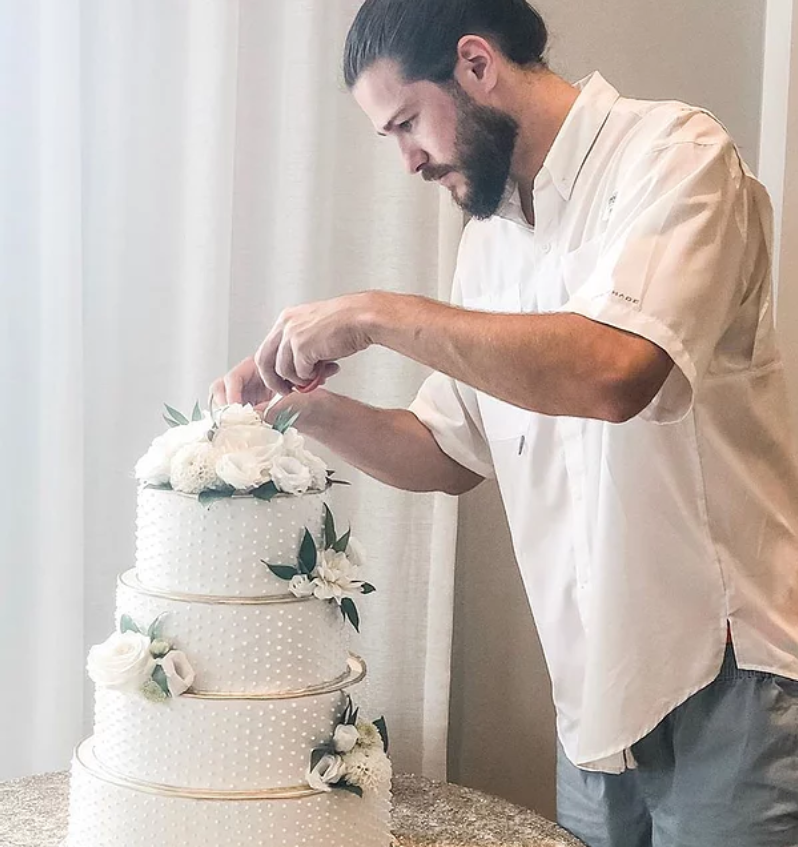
(118, 570, 310, 606)
(185, 654, 367, 701)
(75, 738, 322, 800)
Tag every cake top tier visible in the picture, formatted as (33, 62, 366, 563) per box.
(135, 402, 331, 500)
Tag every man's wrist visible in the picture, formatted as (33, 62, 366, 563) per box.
(359, 290, 421, 352)
(265, 390, 322, 433)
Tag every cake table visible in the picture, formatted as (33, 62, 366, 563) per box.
(0, 770, 583, 847)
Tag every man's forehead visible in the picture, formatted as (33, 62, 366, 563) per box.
(352, 59, 419, 131)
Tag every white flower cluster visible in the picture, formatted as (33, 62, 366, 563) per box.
(87, 630, 196, 700)
(134, 403, 329, 496)
(288, 539, 367, 605)
(306, 718, 391, 793)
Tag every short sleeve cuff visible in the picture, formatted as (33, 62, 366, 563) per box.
(563, 294, 698, 424)
(408, 385, 495, 480)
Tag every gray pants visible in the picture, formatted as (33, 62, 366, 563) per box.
(557, 643, 798, 847)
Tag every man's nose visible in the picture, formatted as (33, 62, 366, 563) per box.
(398, 139, 428, 175)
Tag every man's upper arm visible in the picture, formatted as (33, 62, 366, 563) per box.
(408, 371, 494, 481)
(561, 116, 752, 423)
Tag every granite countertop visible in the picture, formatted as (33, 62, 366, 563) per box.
(0, 770, 583, 847)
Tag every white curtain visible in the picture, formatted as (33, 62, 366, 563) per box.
(0, 0, 463, 781)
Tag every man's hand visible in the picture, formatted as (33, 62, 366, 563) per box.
(209, 357, 274, 413)
(253, 293, 377, 395)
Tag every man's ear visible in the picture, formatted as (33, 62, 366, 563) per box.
(453, 35, 499, 97)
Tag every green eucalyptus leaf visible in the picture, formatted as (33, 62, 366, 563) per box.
(373, 716, 389, 753)
(341, 597, 360, 633)
(164, 404, 189, 426)
(252, 481, 280, 501)
(332, 528, 351, 554)
(326, 476, 351, 488)
(198, 489, 235, 508)
(163, 415, 181, 428)
(147, 613, 169, 640)
(360, 583, 377, 595)
(120, 614, 140, 635)
(151, 663, 171, 697)
(323, 504, 336, 550)
(298, 529, 318, 575)
(350, 707, 359, 726)
(341, 695, 353, 725)
(265, 563, 300, 581)
(336, 781, 363, 798)
(144, 482, 173, 491)
(192, 401, 202, 422)
(273, 407, 300, 435)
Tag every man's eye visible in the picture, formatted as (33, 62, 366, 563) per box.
(399, 119, 414, 132)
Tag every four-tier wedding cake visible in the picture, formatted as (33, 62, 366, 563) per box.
(62, 402, 393, 847)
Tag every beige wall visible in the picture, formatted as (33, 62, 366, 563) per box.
(447, 1, 766, 820)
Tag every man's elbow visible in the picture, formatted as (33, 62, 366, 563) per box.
(441, 464, 485, 496)
(602, 360, 674, 424)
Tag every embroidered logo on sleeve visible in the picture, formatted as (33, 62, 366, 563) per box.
(611, 290, 641, 306)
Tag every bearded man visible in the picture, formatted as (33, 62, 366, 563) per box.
(212, 3, 798, 844)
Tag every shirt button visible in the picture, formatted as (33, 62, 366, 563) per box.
(541, 243, 552, 254)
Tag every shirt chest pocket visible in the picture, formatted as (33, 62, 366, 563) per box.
(558, 237, 604, 300)
(478, 392, 530, 446)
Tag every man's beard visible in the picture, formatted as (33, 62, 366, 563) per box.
(422, 83, 519, 220)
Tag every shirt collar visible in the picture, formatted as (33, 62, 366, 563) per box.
(497, 71, 621, 218)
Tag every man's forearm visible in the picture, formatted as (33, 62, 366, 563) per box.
(364, 293, 669, 423)
(270, 388, 483, 496)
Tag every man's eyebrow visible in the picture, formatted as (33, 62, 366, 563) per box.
(377, 108, 408, 136)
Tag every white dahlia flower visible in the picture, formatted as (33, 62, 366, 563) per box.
(169, 442, 223, 494)
(342, 745, 392, 792)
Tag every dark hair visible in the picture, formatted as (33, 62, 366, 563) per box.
(343, 0, 548, 89)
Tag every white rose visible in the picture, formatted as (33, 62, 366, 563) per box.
(333, 723, 360, 754)
(217, 403, 261, 428)
(281, 428, 306, 457)
(270, 455, 313, 495)
(87, 631, 156, 692)
(312, 549, 363, 603)
(156, 650, 196, 697)
(216, 449, 273, 491)
(299, 451, 329, 491)
(134, 419, 213, 484)
(306, 753, 347, 793)
(289, 574, 317, 598)
(169, 441, 223, 495)
(213, 423, 284, 458)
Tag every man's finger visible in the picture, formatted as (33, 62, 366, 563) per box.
(294, 372, 324, 394)
(209, 378, 227, 409)
(224, 372, 245, 405)
(255, 330, 291, 395)
(275, 337, 303, 390)
(256, 337, 294, 396)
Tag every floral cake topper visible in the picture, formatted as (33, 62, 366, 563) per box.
(135, 402, 347, 504)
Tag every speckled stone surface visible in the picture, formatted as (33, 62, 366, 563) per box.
(391, 775, 584, 847)
(0, 771, 582, 847)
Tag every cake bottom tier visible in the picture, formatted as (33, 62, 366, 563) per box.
(62, 738, 392, 847)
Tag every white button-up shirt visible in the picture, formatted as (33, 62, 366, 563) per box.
(409, 72, 798, 773)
